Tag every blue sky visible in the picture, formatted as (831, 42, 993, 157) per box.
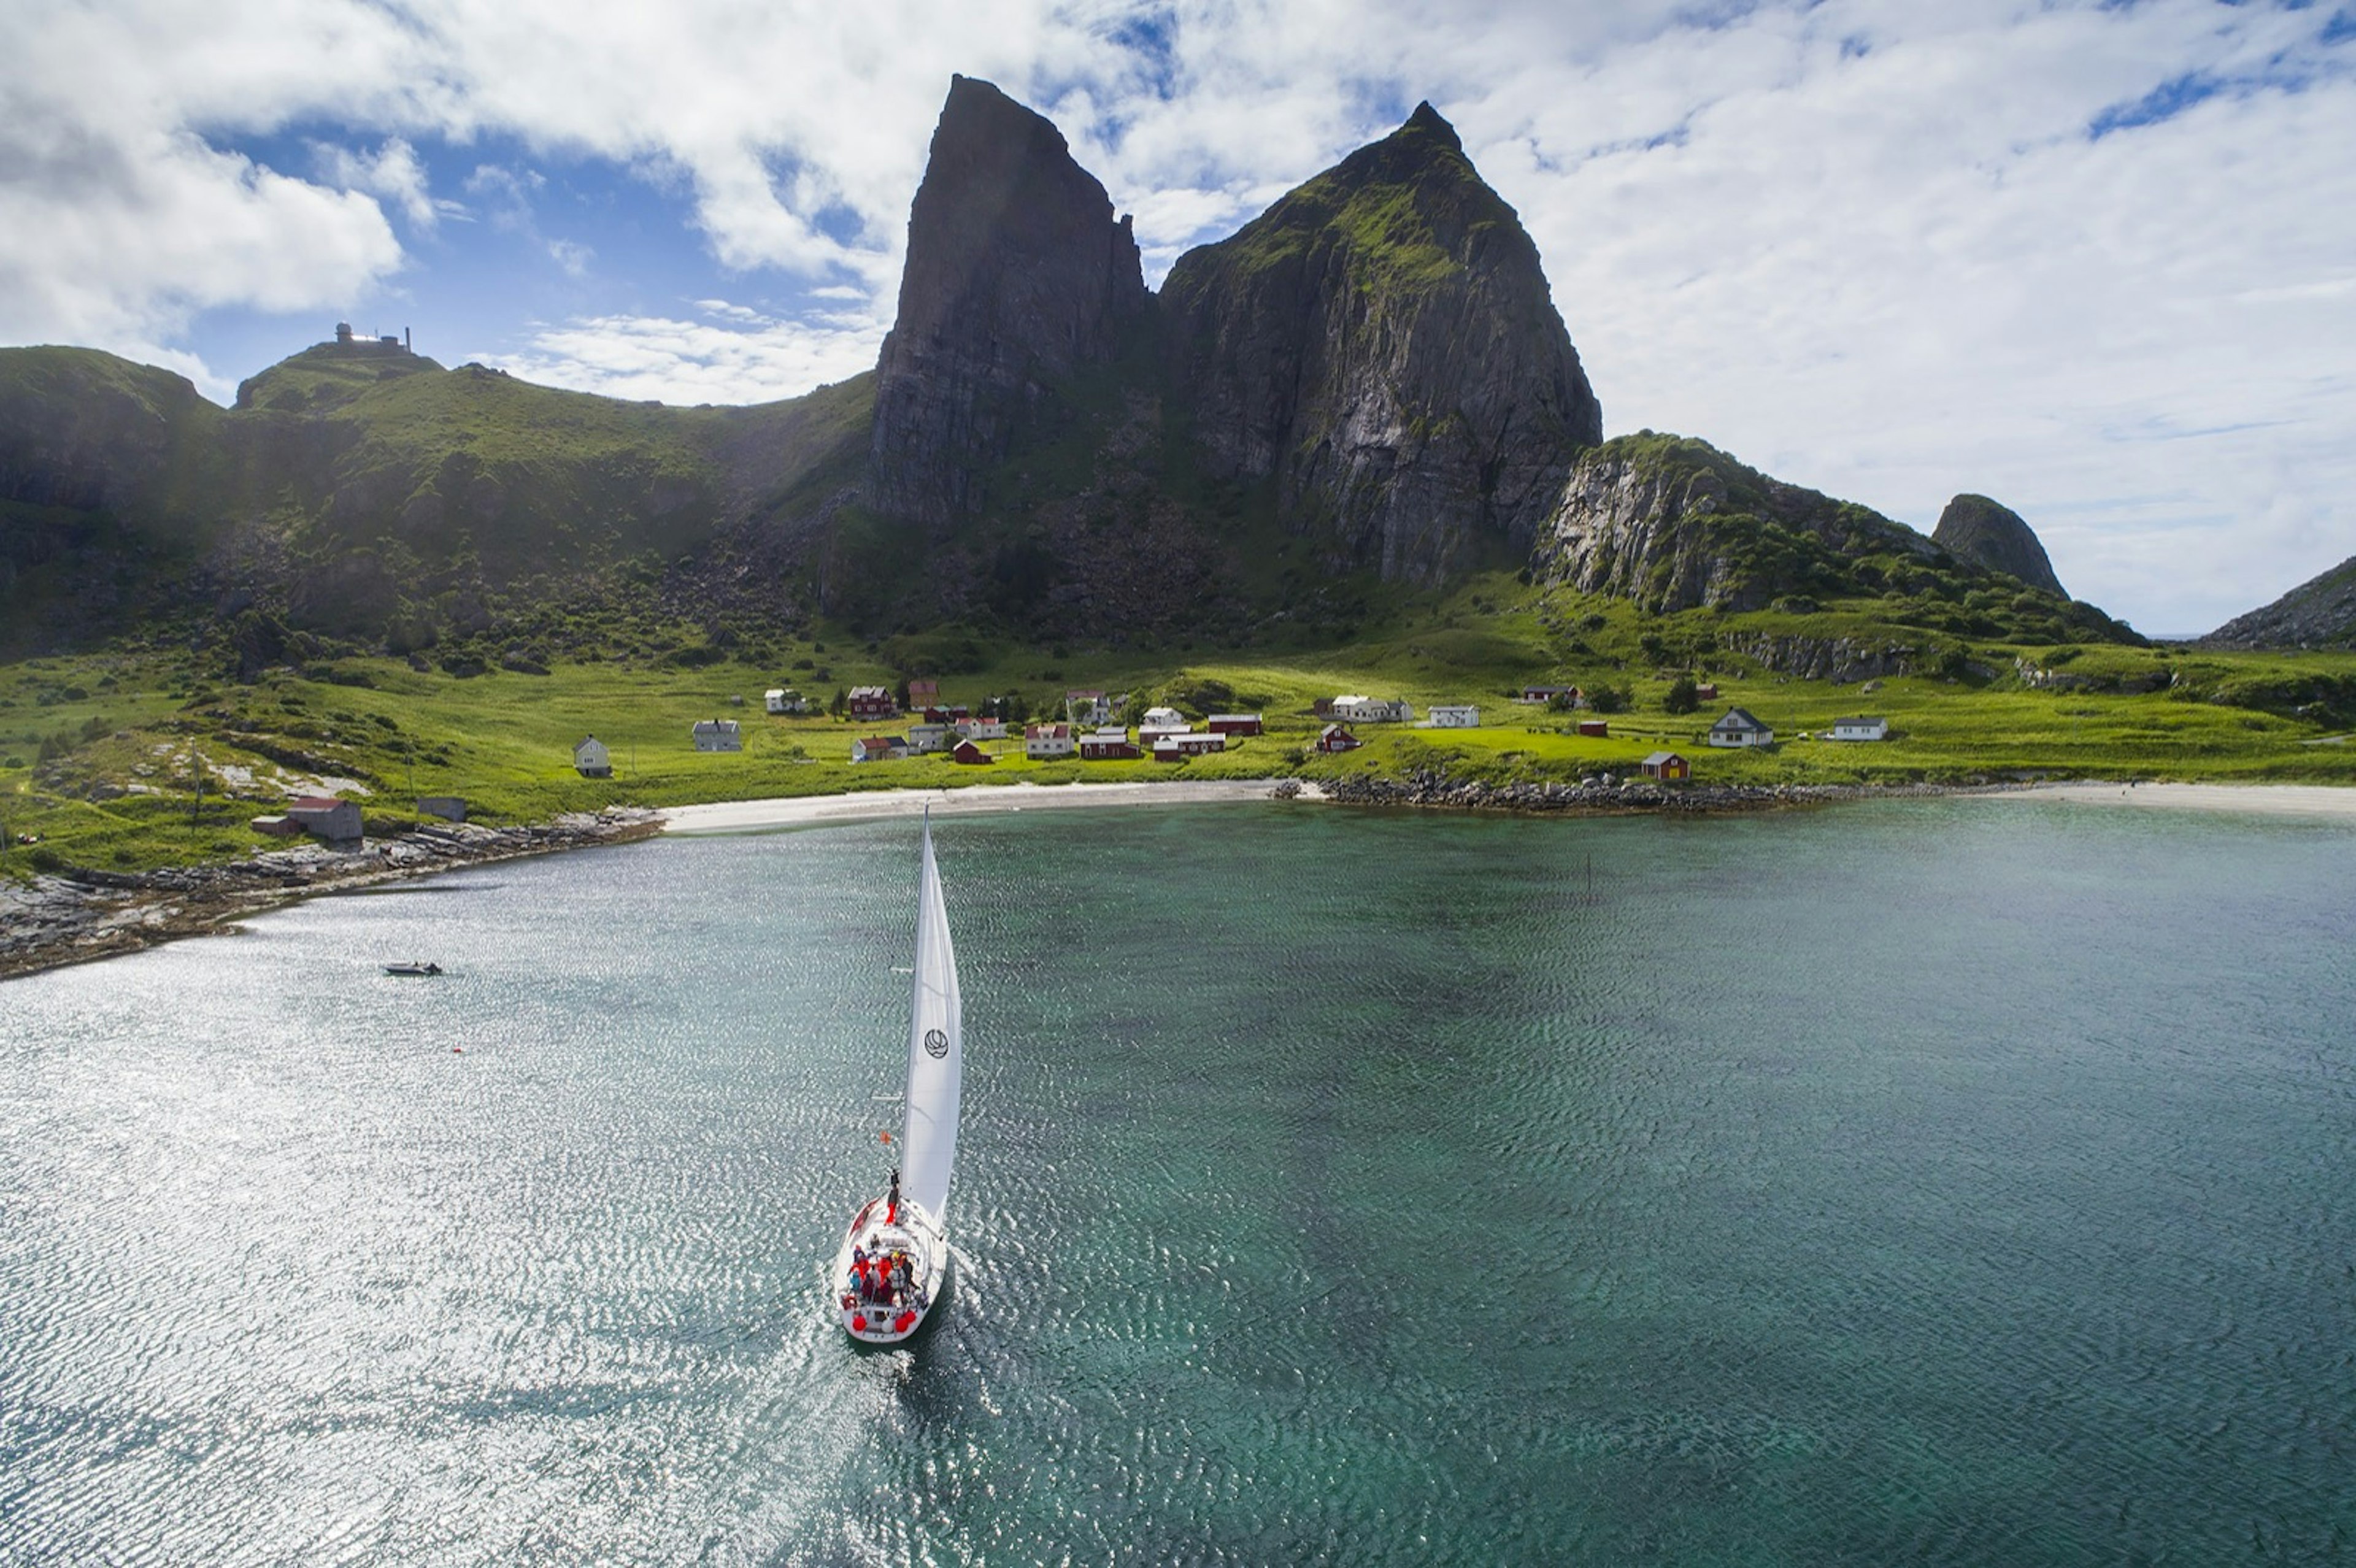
(2, 0, 2352, 633)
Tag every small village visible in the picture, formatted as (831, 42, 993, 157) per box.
(220, 674, 1896, 851)
(556, 678, 1893, 789)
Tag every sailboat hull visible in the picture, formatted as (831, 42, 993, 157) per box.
(831, 1196, 950, 1345)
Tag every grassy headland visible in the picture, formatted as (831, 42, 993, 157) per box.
(4, 571, 2349, 882)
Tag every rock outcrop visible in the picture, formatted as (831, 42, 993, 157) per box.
(2202, 555, 2356, 649)
(1161, 102, 1600, 583)
(1932, 493, 2066, 598)
(868, 75, 1150, 529)
(1533, 434, 1939, 612)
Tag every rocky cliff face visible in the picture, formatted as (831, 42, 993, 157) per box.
(2202, 555, 2356, 648)
(1161, 102, 1600, 583)
(1533, 434, 1939, 612)
(1931, 493, 2066, 598)
(868, 75, 1150, 529)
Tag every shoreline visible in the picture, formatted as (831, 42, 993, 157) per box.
(0, 808, 664, 983)
(660, 777, 1322, 834)
(1977, 780, 2356, 822)
(6, 777, 2350, 983)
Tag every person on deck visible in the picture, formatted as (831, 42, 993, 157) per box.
(887, 1166, 901, 1224)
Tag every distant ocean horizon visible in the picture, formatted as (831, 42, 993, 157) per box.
(4, 799, 2351, 1564)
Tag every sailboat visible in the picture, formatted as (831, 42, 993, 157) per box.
(831, 809, 963, 1344)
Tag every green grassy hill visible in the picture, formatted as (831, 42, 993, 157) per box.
(0, 340, 874, 661)
(5, 571, 2348, 882)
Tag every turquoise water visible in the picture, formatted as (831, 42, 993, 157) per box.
(2, 799, 2352, 1564)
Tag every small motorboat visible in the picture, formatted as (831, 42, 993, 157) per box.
(383, 960, 442, 977)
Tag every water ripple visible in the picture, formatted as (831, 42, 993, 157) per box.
(2, 804, 2353, 1562)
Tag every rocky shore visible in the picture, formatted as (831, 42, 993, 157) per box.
(0, 807, 663, 981)
(1303, 769, 1971, 813)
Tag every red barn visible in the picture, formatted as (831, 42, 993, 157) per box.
(951, 739, 993, 765)
(1641, 750, 1690, 782)
(1577, 719, 1609, 738)
(1315, 724, 1361, 753)
(1206, 713, 1263, 736)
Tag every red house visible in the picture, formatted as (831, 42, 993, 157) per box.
(1576, 719, 1609, 738)
(1315, 724, 1361, 753)
(847, 685, 896, 721)
(951, 739, 993, 765)
(1641, 750, 1690, 782)
(1206, 713, 1263, 736)
(906, 679, 939, 709)
(1080, 731, 1140, 760)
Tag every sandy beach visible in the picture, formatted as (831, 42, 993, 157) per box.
(660, 775, 2356, 836)
(661, 778, 1319, 834)
(1999, 781, 2356, 822)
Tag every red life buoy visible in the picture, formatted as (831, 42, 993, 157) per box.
(896, 1312, 915, 1332)
(852, 1314, 866, 1331)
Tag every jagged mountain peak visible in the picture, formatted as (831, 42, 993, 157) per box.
(1161, 94, 1600, 582)
(867, 75, 1148, 528)
(1400, 99, 1462, 151)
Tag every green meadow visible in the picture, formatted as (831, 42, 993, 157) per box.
(3, 572, 2350, 879)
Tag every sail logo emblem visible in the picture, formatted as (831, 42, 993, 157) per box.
(924, 1028, 950, 1058)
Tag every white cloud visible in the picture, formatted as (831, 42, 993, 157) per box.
(484, 300, 883, 405)
(312, 137, 439, 227)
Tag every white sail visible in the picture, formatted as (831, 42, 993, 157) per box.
(898, 812, 962, 1223)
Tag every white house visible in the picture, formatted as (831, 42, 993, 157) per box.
(1065, 688, 1112, 726)
(1025, 722, 1076, 760)
(957, 716, 1009, 742)
(1332, 694, 1412, 723)
(906, 723, 954, 755)
(692, 718, 742, 752)
(1426, 704, 1480, 728)
(1706, 708, 1774, 748)
(1827, 716, 1890, 742)
(1139, 706, 1191, 745)
(573, 736, 612, 777)
(764, 688, 810, 715)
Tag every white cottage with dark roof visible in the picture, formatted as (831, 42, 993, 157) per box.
(1706, 708, 1774, 748)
